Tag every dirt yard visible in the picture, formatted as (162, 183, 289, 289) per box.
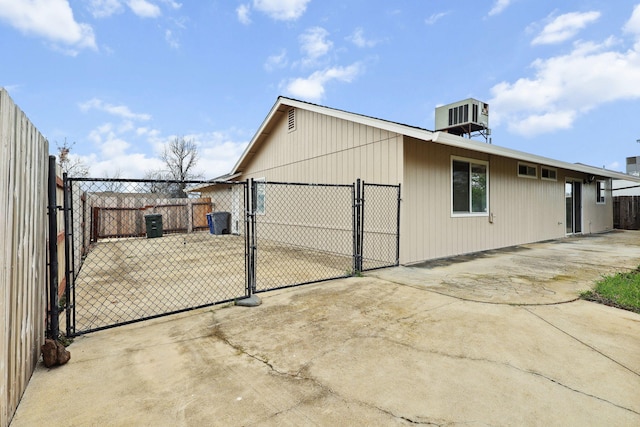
(72, 232, 353, 333)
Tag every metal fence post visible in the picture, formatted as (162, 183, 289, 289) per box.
(396, 183, 401, 266)
(237, 178, 261, 307)
(47, 155, 59, 339)
(63, 173, 74, 337)
(353, 178, 363, 273)
(352, 182, 357, 274)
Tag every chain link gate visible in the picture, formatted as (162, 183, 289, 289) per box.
(63, 177, 249, 336)
(63, 177, 400, 336)
(249, 180, 401, 294)
(251, 181, 356, 293)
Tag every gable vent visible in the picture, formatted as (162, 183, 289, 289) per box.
(287, 108, 296, 132)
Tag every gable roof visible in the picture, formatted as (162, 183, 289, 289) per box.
(232, 96, 639, 182)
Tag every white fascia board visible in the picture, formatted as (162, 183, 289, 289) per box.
(431, 132, 640, 182)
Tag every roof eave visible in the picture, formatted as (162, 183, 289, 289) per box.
(431, 132, 640, 182)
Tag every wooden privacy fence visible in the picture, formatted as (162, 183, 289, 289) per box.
(90, 198, 212, 240)
(613, 196, 640, 230)
(0, 88, 49, 426)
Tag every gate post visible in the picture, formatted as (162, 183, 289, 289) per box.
(237, 178, 261, 307)
(47, 155, 60, 339)
(396, 183, 401, 266)
(353, 179, 363, 273)
(63, 173, 75, 337)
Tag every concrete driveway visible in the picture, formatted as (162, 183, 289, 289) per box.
(11, 231, 640, 426)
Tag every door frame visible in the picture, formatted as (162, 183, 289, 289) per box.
(565, 179, 583, 235)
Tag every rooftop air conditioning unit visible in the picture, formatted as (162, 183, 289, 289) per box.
(435, 98, 489, 137)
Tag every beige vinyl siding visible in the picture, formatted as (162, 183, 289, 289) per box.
(255, 183, 354, 256)
(401, 137, 613, 264)
(231, 103, 616, 265)
(582, 178, 613, 234)
(238, 108, 403, 185)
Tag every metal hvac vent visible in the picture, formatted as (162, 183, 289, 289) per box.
(287, 108, 296, 132)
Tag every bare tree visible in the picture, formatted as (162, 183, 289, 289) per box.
(145, 136, 203, 198)
(163, 136, 202, 182)
(57, 139, 89, 177)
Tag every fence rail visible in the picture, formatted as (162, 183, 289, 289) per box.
(0, 88, 49, 427)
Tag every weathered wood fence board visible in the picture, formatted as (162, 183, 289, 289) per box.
(0, 88, 49, 426)
(613, 196, 640, 230)
(86, 196, 212, 240)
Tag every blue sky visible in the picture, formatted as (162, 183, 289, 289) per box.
(1, 0, 640, 179)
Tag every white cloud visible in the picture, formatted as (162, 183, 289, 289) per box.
(102, 138, 131, 158)
(196, 133, 250, 178)
(624, 4, 640, 37)
(127, 0, 161, 18)
(165, 29, 179, 48)
(88, 153, 164, 179)
(489, 30, 640, 137)
(264, 49, 288, 71)
(237, 4, 251, 25)
(159, 0, 181, 10)
(299, 27, 333, 65)
(82, 122, 248, 179)
(510, 111, 576, 136)
(347, 27, 379, 48)
(285, 63, 362, 101)
(90, 0, 174, 19)
(79, 98, 152, 121)
(0, 0, 96, 53)
(88, 0, 123, 18)
(425, 11, 449, 26)
(253, 0, 310, 21)
(532, 11, 601, 45)
(488, 0, 512, 17)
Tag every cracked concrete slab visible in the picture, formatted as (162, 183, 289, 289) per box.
(10, 231, 640, 426)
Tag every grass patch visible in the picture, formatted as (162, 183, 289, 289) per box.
(581, 267, 640, 314)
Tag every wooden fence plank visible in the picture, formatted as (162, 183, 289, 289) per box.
(613, 196, 640, 230)
(0, 88, 49, 426)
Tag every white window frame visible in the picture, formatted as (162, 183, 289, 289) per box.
(255, 178, 266, 215)
(451, 156, 489, 217)
(596, 180, 606, 204)
(541, 166, 557, 181)
(517, 162, 537, 179)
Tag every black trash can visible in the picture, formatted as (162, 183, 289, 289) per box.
(144, 213, 163, 238)
(207, 212, 230, 235)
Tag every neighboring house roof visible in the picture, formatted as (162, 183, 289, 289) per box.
(186, 172, 242, 193)
(232, 96, 640, 182)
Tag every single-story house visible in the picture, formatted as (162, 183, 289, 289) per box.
(194, 96, 640, 265)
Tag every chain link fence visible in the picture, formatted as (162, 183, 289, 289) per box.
(64, 178, 400, 336)
(65, 178, 248, 336)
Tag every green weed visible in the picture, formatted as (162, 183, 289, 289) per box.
(581, 267, 640, 313)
